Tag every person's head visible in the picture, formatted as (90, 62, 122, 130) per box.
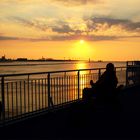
(106, 63, 115, 72)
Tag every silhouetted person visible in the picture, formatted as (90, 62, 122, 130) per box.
(83, 63, 118, 111)
(95, 63, 117, 91)
(95, 63, 118, 110)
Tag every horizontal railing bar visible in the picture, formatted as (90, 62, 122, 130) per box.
(0, 67, 126, 77)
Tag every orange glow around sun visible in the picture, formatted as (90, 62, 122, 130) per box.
(80, 40, 85, 44)
(70, 40, 92, 60)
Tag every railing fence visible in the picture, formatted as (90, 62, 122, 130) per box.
(0, 66, 139, 126)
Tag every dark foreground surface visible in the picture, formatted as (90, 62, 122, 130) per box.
(1, 86, 140, 140)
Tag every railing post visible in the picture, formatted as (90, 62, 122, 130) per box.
(126, 63, 128, 86)
(1, 76, 5, 125)
(48, 73, 51, 108)
(28, 74, 30, 91)
(77, 71, 80, 100)
(98, 69, 101, 80)
(64, 72, 66, 102)
(27, 74, 30, 111)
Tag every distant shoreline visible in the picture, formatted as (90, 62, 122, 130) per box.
(0, 60, 126, 67)
(0, 59, 126, 63)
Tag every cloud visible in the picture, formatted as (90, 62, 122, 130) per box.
(18, 35, 119, 41)
(12, 17, 48, 31)
(11, 17, 84, 35)
(48, 34, 120, 41)
(52, 24, 74, 34)
(31, 34, 140, 42)
(0, 36, 19, 40)
(51, 17, 140, 37)
(0, 34, 140, 42)
(0, 0, 101, 5)
(51, 0, 102, 6)
(1, 16, 140, 42)
(84, 17, 140, 32)
(0, 34, 116, 41)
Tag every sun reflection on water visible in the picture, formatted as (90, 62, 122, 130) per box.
(76, 62, 91, 92)
(76, 62, 88, 75)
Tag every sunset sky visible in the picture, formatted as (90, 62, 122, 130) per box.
(0, 0, 140, 61)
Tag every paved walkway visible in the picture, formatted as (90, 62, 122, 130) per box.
(1, 86, 140, 139)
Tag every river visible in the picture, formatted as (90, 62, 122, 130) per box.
(0, 61, 126, 74)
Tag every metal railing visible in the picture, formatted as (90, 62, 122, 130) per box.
(126, 61, 140, 86)
(0, 66, 135, 126)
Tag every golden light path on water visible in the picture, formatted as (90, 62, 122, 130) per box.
(76, 62, 89, 86)
(76, 62, 87, 74)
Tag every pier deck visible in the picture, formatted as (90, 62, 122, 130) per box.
(1, 85, 140, 139)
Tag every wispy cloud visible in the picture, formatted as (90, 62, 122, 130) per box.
(0, 0, 140, 42)
(52, 24, 74, 34)
(1, 16, 140, 41)
(84, 17, 140, 33)
(12, 17, 48, 31)
(51, 17, 140, 37)
(0, 0, 102, 5)
(1, 34, 140, 42)
(11, 17, 85, 35)
(51, 0, 102, 6)
(41, 34, 120, 41)
(0, 36, 19, 40)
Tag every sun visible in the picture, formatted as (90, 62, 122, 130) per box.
(70, 39, 92, 60)
(80, 40, 85, 44)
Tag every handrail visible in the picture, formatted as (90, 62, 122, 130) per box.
(0, 65, 139, 126)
